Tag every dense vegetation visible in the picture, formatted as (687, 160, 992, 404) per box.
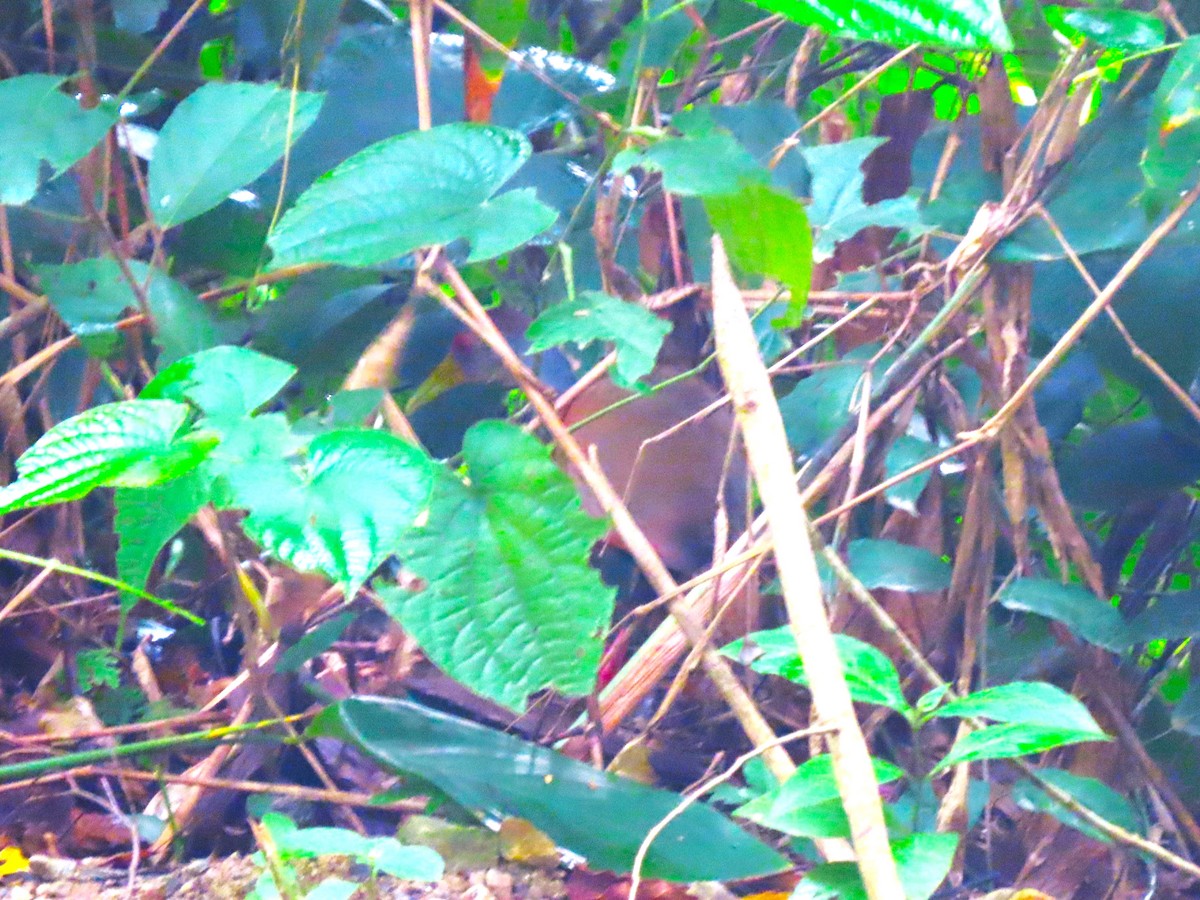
(1, 0, 1199, 897)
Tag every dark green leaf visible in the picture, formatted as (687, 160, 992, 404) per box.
(35, 257, 138, 357)
(847, 538, 952, 592)
(778, 360, 864, 458)
(525, 291, 670, 387)
(276, 612, 356, 673)
(114, 470, 211, 593)
(149, 82, 322, 228)
(0, 74, 118, 206)
(310, 697, 789, 881)
(1125, 591, 1200, 644)
(998, 578, 1130, 651)
(268, 123, 555, 269)
(883, 434, 940, 515)
(492, 48, 615, 134)
(384, 421, 613, 709)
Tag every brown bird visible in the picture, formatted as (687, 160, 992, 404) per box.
(559, 355, 746, 579)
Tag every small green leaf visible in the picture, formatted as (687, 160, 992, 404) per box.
(724, 629, 911, 715)
(267, 123, 555, 269)
(149, 82, 323, 227)
(883, 434, 940, 515)
(233, 430, 435, 595)
(803, 138, 924, 260)
(998, 578, 1130, 651)
(795, 833, 958, 900)
(115, 470, 211, 592)
(1012, 769, 1140, 843)
(778, 359, 864, 458)
(524, 291, 671, 387)
(847, 538, 952, 592)
(1126, 590, 1200, 643)
(0, 74, 118, 206)
(368, 840, 445, 881)
(612, 131, 767, 196)
(142, 346, 298, 418)
(934, 722, 1108, 772)
(1142, 35, 1200, 215)
(746, 0, 1012, 51)
(0, 400, 200, 514)
(734, 754, 904, 839)
(704, 181, 813, 326)
(933, 681, 1106, 735)
(310, 696, 789, 881)
(276, 612, 356, 672)
(384, 420, 613, 710)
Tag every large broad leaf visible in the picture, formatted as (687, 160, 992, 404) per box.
(0, 74, 119, 206)
(1142, 35, 1200, 215)
(310, 697, 790, 881)
(149, 81, 323, 228)
(724, 629, 911, 715)
(802, 138, 924, 260)
(1126, 590, 1200, 644)
(524, 291, 670, 387)
(998, 578, 1130, 651)
(491, 47, 615, 135)
(383, 421, 613, 709)
(230, 429, 435, 595)
(705, 181, 813, 326)
(0, 400, 210, 514)
(141, 345, 298, 418)
(267, 123, 555, 269)
(746, 0, 1012, 51)
(847, 538, 952, 592)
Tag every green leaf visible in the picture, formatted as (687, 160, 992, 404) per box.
(276, 612, 356, 673)
(933, 681, 1106, 735)
(35, 257, 138, 357)
(998, 578, 1130, 651)
(383, 421, 613, 710)
(934, 722, 1108, 772)
(0, 400, 206, 514)
(724, 629, 911, 715)
(137, 264, 219, 364)
(310, 696, 789, 881)
(1012, 769, 1140, 844)
(704, 181, 813, 327)
(734, 754, 904, 839)
(794, 833, 958, 900)
(149, 82, 323, 228)
(142, 346, 297, 418)
(114, 469, 211, 592)
(524, 291, 671, 387)
(746, 0, 1012, 51)
(803, 138, 923, 260)
(778, 358, 864, 457)
(613, 130, 766, 197)
(847, 538, 952, 592)
(1044, 5, 1164, 52)
(0, 74, 119, 206)
(883, 434, 940, 515)
(1126, 590, 1200, 644)
(233, 429, 435, 595)
(267, 123, 555, 269)
(1142, 35, 1200, 215)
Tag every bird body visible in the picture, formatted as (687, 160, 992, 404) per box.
(559, 363, 745, 577)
